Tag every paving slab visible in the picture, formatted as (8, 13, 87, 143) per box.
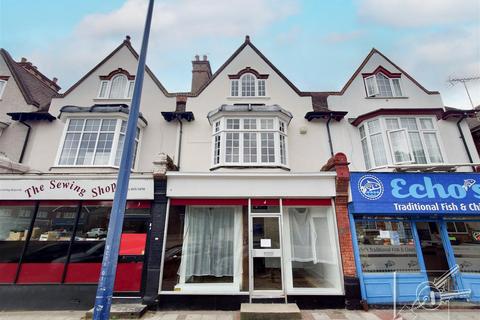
(241, 303, 301, 320)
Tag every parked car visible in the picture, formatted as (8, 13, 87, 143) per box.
(86, 228, 107, 238)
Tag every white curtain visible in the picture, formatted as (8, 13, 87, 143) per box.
(289, 207, 334, 264)
(109, 75, 127, 98)
(181, 207, 236, 278)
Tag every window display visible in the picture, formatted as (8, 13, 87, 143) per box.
(448, 220, 480, 273)
(285, 207, 341, 290)
(355, 220, 420, 273)
(0, 203, 36, 283)
(162, 205, 243, 292)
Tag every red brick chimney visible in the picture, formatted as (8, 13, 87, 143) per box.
(191, 54, 212, 94)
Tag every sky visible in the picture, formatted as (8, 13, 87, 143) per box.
(1, 0, 479, 108)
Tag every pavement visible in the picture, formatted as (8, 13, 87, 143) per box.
(0, 309, 479, 320)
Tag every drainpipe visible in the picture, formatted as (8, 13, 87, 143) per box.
(456, 114, 475, 171)
(19, 117, 31, 163)
(326, 114, 334, 157)
(176, 115, 183, 170)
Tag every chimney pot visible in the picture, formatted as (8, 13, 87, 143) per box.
(21, 57, 27, 63)
(195, 55, 200, 61)
(203, 55, 207, 61)
(52, 77, 58, 83)
(245, 35, 250, 42)
(125, 35, 131, 42)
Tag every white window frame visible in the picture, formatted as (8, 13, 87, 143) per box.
(0, 80, 7, 99)
(360, 116, 446, 170)
(97, 75, 135, 99)
(175, 206, 243, 293)
(210, 116, 288, 169)
(54, 117, 141, 169)
(364, 72, 403, 98)
(230, 73, 267, 97)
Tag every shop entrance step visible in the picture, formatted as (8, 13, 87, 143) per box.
(240, 303, 301, 320)
(85, 303, 148, 319)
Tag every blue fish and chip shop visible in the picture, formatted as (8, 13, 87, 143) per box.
(349, 172, 480, 304)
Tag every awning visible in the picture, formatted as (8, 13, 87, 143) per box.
(207, 104, 293, 124)
(7, 112, 56, 122)
(161, 111, 195, 122)
(59, 104, 148, 126)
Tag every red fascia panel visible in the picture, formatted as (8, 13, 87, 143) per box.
(282, 199, 332, 206)
(16, 263, 64, 283)
(170, 199, 248, 206)
(64, 263, 101, 283)
(362, 66, 401, 78)
(39, 200, 80, 206)
(351, 108, 444, 127)
(0, 201, 37, 206)
(126, 201, 151, 209)
(0, 263, 18, 283)
(251, 199, 280, 206)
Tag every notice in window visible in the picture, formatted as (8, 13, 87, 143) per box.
(260, 239, 271, 248)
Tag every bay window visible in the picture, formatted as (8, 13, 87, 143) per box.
(211, 117, 288, 167)
(57, 118, 140, 168)
(360, 116, 444, 170)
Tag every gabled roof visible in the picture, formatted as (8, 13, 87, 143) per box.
(62, 36, 172, 97)
(192, 36, 309, 98)
(0, 49, 60, 110)
(337, 48, 440, 95)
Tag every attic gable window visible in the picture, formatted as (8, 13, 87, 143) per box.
(0, 77, 8, 99)
(97, 68, 135, 99)
(363, 67, 403, 98)
(229, 68, 268, 97)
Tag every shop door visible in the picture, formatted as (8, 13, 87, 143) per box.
(415, 222, 455, 289)
(249, 214, 285, 300)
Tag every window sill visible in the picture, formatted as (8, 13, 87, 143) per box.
(210, 165, 290, 171)
(226, 96, 271, 100)
(50, 165, 135, 172)
(365, 96, 408, 100)
(93, 98, 132, 102)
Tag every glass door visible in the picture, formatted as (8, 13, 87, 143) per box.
(249, 206, 285, 300)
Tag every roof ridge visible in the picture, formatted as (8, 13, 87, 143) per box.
(62, 37, 173, 97)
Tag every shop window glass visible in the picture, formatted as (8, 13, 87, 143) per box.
(0, 204, 35, 283)
(17, 203, 78, 283)
(287, 207, 342, 289)
(161, 205, 243, 292)
(355, 220, 420, 272)
(448, 221, 480, 273)
(64, 202, 149, 292)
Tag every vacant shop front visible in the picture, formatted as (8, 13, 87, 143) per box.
(158, 172, 346, 308)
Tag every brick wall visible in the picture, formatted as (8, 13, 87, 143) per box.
(322, 152, 356, 277)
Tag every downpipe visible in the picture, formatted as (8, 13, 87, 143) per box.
(456, 115, 475, 171)
(19, 120, 31, 163)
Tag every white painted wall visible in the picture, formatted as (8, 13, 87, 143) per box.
(21, 45, 178, 174)
(327, 51, 480, 172)
(0, 55, 37, 162)
(179, 44, 332, 173)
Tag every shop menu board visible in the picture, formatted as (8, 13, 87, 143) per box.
(350, 172, 480, 215)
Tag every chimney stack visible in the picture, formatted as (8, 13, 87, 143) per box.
(191, 54, 212, 94)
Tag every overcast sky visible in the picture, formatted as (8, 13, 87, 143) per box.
(1, 0, 479, 108)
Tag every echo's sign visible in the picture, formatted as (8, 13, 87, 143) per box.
(350, 172, 480, 215)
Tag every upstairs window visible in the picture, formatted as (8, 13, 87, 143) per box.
(363, 67, 403, 98)
(229, 68, 268, 97)
(98, 69, 135, 99)
(211, 117, 287, 167)
(360, 116, 444, 170)
(57, 118, 140, 168)
(0, 79, 7, 99)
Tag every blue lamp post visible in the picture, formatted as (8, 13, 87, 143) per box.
(93, 0, 155, 319)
